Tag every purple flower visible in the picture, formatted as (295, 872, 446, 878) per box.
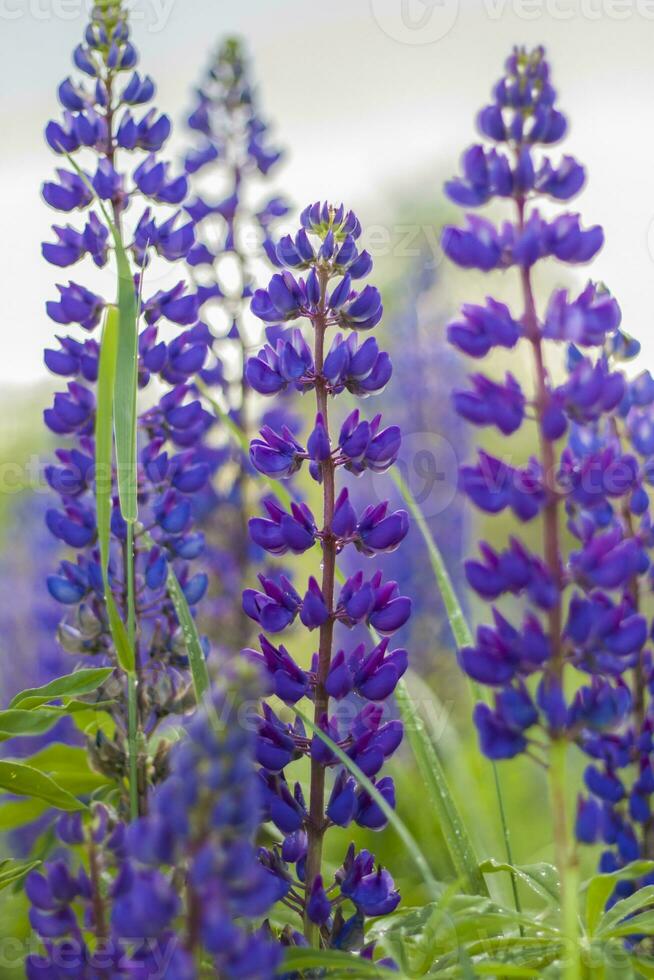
(445, 43, 654, 893)
(244, 203, 404, 945)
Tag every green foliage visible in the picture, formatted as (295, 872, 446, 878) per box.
(396, 682, 487, 897)
(95, 306, 134, 673)
(0, 760, 86, 811)
(281, 947, 397, 977)
(9, 666, 113, 709)
(0, 858, 41, 891)
(18, 744, 112, 796)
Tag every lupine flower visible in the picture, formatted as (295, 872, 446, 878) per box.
(183, 37, 293, 652)
(244, 202, 406, 954)
(42, 0, 210, 809)
(25, 664, 281, 979)
(444, 45, 654, 903)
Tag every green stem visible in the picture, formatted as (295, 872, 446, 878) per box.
(549, 739, 581, 980)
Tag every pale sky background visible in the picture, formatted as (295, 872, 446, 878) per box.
(2, 0, 654, 386)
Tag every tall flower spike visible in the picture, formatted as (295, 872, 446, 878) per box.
(246, 202, 407, 955)
(443, 45, 645, 951)
(184, 37, 293, 652)
(42, 0, 211, 815)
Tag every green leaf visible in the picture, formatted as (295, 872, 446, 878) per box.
(479, 859, 560, 905)
(603, 910, 654, 938)
(113, 235, 139, 523)
(0, 761, 86, 811)
(0, 858, 41, 891)
(0, 797, 49, 831)
(20, 745, 111, 795)
(395, 680, 487, 896)
(585, 861, 654, 934)
(142, 529, 210, 702)
(371, 894, 554, 978)
(630, 955, 654, 978)
(469, 963, 542, 977)
(0, 709, 63, 741)
(294, 707, 441, 899)
(9, 667, 114, 709)
(61, 153, 138, 522)
(281, 947, 397, 977)
(389, 466, 473, 649)
(595, 884, 654, 937)
(95, 306, 134, 672)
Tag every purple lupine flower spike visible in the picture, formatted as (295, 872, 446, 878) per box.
(444, 45, 654, 909)
(183, 37, 294, 652)
(245, 203, 406, 952)
(42, 1, 211, 817)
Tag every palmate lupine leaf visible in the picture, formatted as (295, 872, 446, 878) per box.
(584, 860, 654, 934)
(479, 859, 559, 905)
(198, 395, 488, 897)
(594, 884, 654, 938)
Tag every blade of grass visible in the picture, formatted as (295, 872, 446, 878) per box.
(62, 152, 138, 522)
(389, 466, 521, 918)
(395, 680, 487, 895)
(95, 305, 138, 818)
(295, 707, 441, 899)
(95, 306, 134, 673)
(196, 379, 295, 508)
(142, 530, 210, 702)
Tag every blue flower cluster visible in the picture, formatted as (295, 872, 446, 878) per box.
(42, 1, 213, 802)
(183, 37, 292, 651)
(444, 45, 654, 885)
(25, 662, 282, 979)
(244, 202, 408, 947)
